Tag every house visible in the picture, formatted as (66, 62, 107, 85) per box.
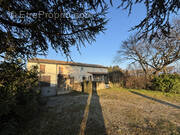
(27, 58, 109, 96)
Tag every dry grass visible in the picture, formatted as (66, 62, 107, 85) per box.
(25, 88, 180, 135)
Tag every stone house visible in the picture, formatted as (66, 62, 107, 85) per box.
(27, 58, 109, 96)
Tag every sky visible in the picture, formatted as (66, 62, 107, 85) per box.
(37, 2, 177, 69)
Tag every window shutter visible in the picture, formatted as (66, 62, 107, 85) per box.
(59, 66, 63, 73)
(40, 64, 45, 73)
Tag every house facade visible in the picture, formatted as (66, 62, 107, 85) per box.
(27, 58, 109, 96)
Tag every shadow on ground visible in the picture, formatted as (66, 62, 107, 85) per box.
(45, 84, 107, 135)
(84, 84, 107, 135)
(130, 91, 180, 109)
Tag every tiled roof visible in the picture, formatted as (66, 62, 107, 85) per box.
(28, 58, 107, 68)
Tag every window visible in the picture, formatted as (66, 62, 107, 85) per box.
(40, 64, 45, 73)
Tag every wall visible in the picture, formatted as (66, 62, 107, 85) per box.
(27, 62, 108, 96)
(73, 82, 82, 92)
(27, 62, 108, 84)
(27, 62, 58, 86)
(96, 82, 109, 90)
(59, 65, 108, 82)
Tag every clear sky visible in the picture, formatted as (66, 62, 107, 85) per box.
(37, 2, 174, 69)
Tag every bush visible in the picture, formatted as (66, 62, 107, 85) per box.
(0, 60, 41, 135)
(124, 76, 150, 89)
(151, 74, 180, 93)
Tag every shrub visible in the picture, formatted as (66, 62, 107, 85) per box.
(0, 60, 41, 135)
(151, 74, 180, 93)
(124, 76, 149, 89)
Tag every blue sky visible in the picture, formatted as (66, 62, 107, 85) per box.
(37, 3, 177, 69)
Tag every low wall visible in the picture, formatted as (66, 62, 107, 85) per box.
(96, 82, 109, 90)
(41, 81, 109, 96)
(72, 81, 92, 93)
(73, 81, 109, 92)
(109, 82, 122, 88)
(73, 83, 82, 92)
(40, 86, 56, 97)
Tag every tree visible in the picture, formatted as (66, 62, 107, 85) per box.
(0, 60, 40, 135)
(0, 0, 107, 60)
(115, 19, 180, 76)
(1, 0, 179, 61)
(116, 0, 180, 39)
(108, 65, 122, 72)
(0, 2, 108, 133)
(108, 66, 125, 86)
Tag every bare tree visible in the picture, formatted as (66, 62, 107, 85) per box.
(115, 19, 180, 76)
(115, 35, 149, 76)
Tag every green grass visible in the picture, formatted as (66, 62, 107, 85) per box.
(129, 89, 180, 103)
(107, 87, 180, 103)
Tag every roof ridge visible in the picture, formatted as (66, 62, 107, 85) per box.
(28, 58, 107, 68)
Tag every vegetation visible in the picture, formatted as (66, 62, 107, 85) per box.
(108, 66, 125, 87)
(1, 0, 179, 60)
(0, 0, 108, 59)
(0, 1, 108, 134)
(108, 65, 180, 94)
(129, 89, 180, 103)
(0, 60, 41, 135)
(0, 0, 179, 134)
(116, 0, 180, 39)
(151, 74, 180, 94)
(112, 19, 180, 93)
(115, 19, 180, 76)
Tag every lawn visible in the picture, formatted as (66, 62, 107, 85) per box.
(129, 88, 180, 103)
(25, 88, 180, 135)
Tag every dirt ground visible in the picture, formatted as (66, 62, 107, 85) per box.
(45, 88, 180, 135)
